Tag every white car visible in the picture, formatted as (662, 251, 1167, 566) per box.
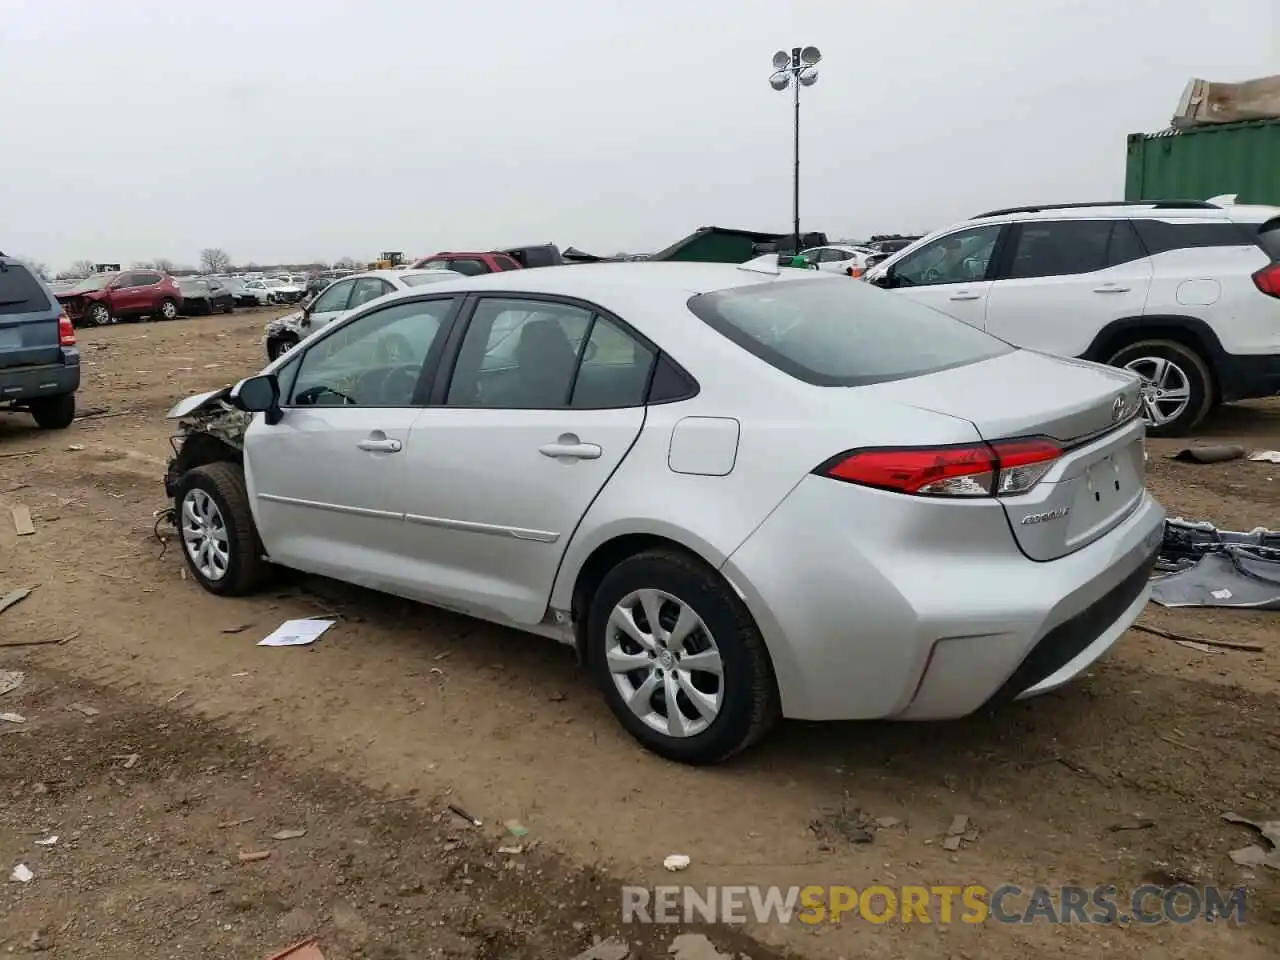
(240, 280, 276, 306)
(264, 269, 464, 360)
(863, 198, 1280, 435)
(800, 244, 876, 276)
(165, 261, 1163, 764)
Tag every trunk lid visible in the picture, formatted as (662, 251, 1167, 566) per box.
(857, 349, 1147, 561)
(0, 261, 62, 369)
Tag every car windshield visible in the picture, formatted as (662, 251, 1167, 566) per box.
(71, 273, 115, 291)
(687, 277, 1011, 387)
(265, 279, 285, 287)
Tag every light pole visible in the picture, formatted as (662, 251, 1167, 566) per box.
(770, 46, 821, 257)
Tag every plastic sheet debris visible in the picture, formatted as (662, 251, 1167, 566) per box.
(258, 619, 335, 647)
(1152, 517, 1280, 610)
(1247, 450, 1280, 464)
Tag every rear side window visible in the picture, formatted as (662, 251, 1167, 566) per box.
(1258, 218, 1280, 260)
(1131, 219, 1254, 255)
(1004, 220, 1146, 279)
(0, 263, 54, 315)
(688, 278, 1011, 387)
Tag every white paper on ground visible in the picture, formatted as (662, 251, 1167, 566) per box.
(9, 864, 33, 883)
(257, 619, 335, 648)
(1247, 450, 1280, 463)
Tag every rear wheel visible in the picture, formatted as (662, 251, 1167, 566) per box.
(587, 549, 780, 764)
(29, 393, 75, 430)
(1107, 339, 1213, 437)
(175, 462, 268, 596)
(159, 298, 179, 321)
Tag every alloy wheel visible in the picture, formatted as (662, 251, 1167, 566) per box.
(605, 589, 723, 738)
(181, 488, 230, 582)
(1123, 355, 1191, 428)
(161, 300, 178, 320)
(88, 303, 110, 326)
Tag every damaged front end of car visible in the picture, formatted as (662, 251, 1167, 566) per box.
(161, 387, 252, 499)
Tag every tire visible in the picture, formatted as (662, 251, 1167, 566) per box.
(1107, 339, 1213, 438)
(267, 333, 298, 362)
(223, 299, 235, 314)
(174, 462, 268, 596)
(29, 393, 76, 430)
(85, 302, 111, 327)
(587, 548, 780, 765)
(158, 298, 179, 321)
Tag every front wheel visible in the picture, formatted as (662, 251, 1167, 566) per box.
(587, 549, 780, 764)
(175, 462, 268, 596)
(158, 298, 179, 321)
(85, 302, 111, 327)
(1107, 339, 1213, 437)
(29, 393, 75, 429)
(267, 333, 298, 362)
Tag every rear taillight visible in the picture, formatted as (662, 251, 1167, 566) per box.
(847, 266, 864, 278)
(58, 313, 76, 346)
(818, 438, 1062, 498)
(1252, 263, 1280, 298)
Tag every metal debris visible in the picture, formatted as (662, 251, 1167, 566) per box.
(1222, 811, 1280, 871)
(0, 670, 24, 697)
(0, 587, 33, 616)
(447, 803, 481, 827)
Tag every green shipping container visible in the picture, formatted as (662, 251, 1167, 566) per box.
(1125, 119, 1280, 205)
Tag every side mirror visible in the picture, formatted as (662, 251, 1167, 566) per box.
(229, 373, 282, 425)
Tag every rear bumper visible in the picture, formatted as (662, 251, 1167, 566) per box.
(0, 354, 80, 402)
(721, 474, 1165, 722)
(1217, 351, 1280, 402)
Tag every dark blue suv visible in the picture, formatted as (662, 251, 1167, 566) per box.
(0, 253, 80, 429)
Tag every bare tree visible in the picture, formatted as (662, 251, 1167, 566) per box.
(199, 248, 232, 273)
(132, 260, 155, 269)
(16, 257, 51, 281)
(69, 259, 96, 278)
(153, 257, 175, 273)
(332, 256, 360, 270)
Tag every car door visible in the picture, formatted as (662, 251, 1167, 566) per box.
(304, 278, 357, 330)
(244, 295, 462, 592)
(398, 295, 653, 625)
(875, 223, 1004, 329)
(130, 272, 165, 315)
(983, 219, 1153, 357)
(108, 272, 144, 315)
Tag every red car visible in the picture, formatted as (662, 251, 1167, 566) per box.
(56, 269, 184, 327)
(410, 251, 524, 275)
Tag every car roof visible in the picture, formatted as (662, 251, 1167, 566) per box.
(970, 201, 1280, 225)
(390, 261, 820, 300)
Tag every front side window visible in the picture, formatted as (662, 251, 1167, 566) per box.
(890, 225, 1001, 287)
(135, 272, 163, 286)
(688, 278, 1010, 387)
(310, 279, 354, 313)
(288, 297, 456, 407)
(446, 298, 593, 408)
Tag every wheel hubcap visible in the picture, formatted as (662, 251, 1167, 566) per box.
(606, 589, 723, 738)
(91, 305, 108, 323)
(181, 489, 230, 581)
(1122, 356, 1191, 427)
(162, 302, 177, 319)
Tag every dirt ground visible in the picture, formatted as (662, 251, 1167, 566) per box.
(1, 309, 1278, 959)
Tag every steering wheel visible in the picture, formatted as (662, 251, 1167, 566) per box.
(294, 384, 356, 406)
(923, 266, 944, 283)
(382, 365, 420, 403)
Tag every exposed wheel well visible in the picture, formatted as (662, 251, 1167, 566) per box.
(569, 533, 713, 662)
(163, 432, 243, 498)
(1088, 321, 1220, 403)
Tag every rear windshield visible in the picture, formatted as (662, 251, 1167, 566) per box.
(687, 278, 1011, 387)
(1259, 218, 1280, 260)
(0, 262, 53, 315)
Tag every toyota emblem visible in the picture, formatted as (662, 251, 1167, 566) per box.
(1112, 396, 1126, 421)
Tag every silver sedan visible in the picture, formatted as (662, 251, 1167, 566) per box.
(164, 261, 1164, 764)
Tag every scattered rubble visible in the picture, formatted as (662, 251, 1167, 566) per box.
(0, 669, 24, 697)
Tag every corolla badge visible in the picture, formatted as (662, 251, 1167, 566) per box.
(1020, 506, 1070, 526)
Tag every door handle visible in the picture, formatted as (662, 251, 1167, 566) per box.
(539, 433, 602, 460)
(949, 292, 981, 301)
(357, 435, 402, 453)
(1093, 284, 1131, 293)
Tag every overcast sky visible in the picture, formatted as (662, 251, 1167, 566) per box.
(2, 0, 1275, 270)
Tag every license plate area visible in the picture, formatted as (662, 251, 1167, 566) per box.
(1067, 440, 1144, 542)
(0, 327, 22, 349)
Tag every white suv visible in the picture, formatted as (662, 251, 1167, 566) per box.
(863, 199, 1280, 435)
